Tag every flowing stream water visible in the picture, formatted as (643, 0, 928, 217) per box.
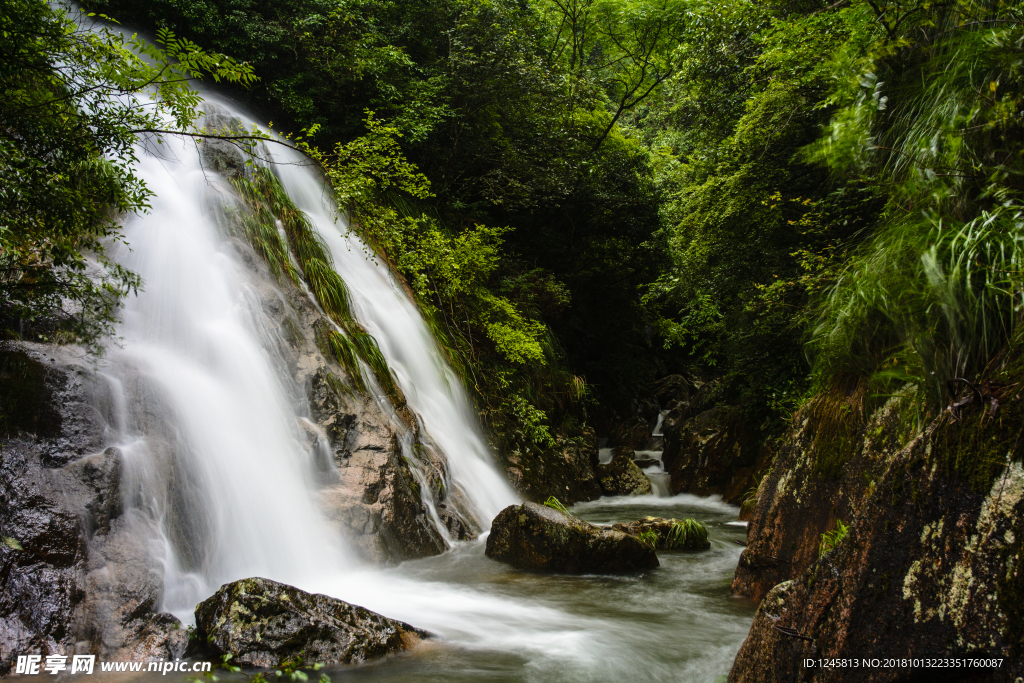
(89, 89, 754, 682)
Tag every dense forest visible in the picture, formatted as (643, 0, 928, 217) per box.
(2, 0, 1023, 678)
(6, 0, 1023, 467)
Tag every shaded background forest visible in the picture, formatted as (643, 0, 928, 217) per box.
(5, 0, 1023, 483)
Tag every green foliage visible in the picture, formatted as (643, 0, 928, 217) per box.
(807, 0, 1024, 412)
(635, 529, 659, 549)
(666, 518, 709, 550)
(818, 518, 849, 559)
(0, 0, 255, 347)
(542, 496, 572, 514)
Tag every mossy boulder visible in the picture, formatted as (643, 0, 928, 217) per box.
(596, 453, 652, 496)
(194, 577, 429, 668)
(485, 502, 659, 573)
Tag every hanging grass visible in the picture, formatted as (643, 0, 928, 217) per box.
(665, 519, 710, 550)
(233, 165, 409, 408)
(348, 327, 406, 408)
(542, 496, 571, 515)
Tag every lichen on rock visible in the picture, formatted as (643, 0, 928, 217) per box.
(194, 577, 429, 668)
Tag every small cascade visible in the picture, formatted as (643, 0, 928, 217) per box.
(634, 410, 671, 497)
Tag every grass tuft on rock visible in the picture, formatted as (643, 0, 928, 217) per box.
(666, 519, 709, 550)
(542, 496, 571, 515)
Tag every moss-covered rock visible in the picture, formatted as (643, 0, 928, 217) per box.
(596, 453, 652, 496)
(501, 427, 602, 504)
(612, 516, 711, 551)
(194, 577, 429, 668)
(485, 502, 659, 573)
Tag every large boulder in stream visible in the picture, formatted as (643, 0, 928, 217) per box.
(194, 577, 430, 668)
(595, 453, 652, 496)
(485, 502, 659, 573)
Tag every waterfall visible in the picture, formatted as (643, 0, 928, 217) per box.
(267, 143, 519, 527)
(99, 97, 516, 620)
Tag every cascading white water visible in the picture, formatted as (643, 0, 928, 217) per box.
(104, 134, 354, 619)
(266, 144, 519, 526)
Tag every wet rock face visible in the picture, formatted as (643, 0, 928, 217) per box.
(310, 369, 448, 564)
(731, 397, 899, 602)
(0, 348, 95, 674)
(485, 502, 659, 573)
(596, 453, 652, 496)
(661, 405, 759, 505)
(502, 428, 602, 504)
(198, 110, 249, 180)
(0, 345, 177, 672)
(194, 577, 429, 668)
(729, 391, 1024, 682)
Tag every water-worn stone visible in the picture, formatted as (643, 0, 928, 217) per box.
(198, 110, 249, 180)
(596, 453, 652, 496)
(194, 577, 429, 667)
(611, 516, 710, 551)
(485, 502, 659, 573)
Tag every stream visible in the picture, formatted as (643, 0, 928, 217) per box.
(311, 494, 756, 683)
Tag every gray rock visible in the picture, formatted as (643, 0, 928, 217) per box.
(194, 577, 429, 668)
(595, 453, 652, 496)
(199, 110, 249, 180)
(485, 502, 659, 573)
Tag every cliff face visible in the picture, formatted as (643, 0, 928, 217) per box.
(729, 380, 1024, 681)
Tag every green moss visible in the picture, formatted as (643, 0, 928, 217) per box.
(930, 392, 1024, 492)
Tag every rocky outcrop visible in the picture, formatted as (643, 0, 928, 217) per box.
(234, 217, 457, 564)
(0, 345, 183, 673)
(596, 453, 652, 496)
(729, 381, 1024, 681)
(662, 405, 761, 505)
(485, 502, 659, 573)
(501, 427, 602, 504)
(731, 393, 898, 602)
(611, 517, 711, 551)
(194, 577, 429, 668)
(198, 109, 249, 180)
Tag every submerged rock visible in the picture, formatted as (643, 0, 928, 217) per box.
(485, 502, 659, 573)
(612, 516, 710, 551)
(194, 577, 429, 668)
(595, 453, 652, 496)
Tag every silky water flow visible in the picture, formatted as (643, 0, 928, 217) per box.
(91, 96, 754, 683)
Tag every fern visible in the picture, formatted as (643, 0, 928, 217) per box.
(818, 519, 849, 559)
